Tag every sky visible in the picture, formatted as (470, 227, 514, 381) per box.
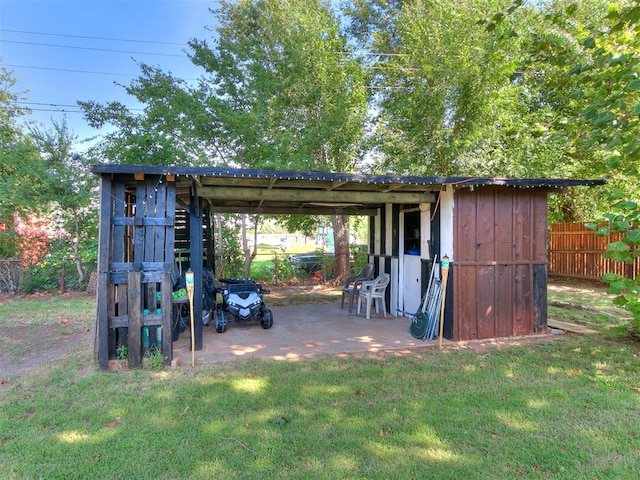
(0, 0, 220, 152)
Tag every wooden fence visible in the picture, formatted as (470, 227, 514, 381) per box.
(548, 222, 640, 280)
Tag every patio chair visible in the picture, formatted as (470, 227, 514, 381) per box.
(341, 263, 375, 313)
(357, 273, 391, 320)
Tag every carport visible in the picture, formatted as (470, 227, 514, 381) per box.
(91, 164, 603, 370)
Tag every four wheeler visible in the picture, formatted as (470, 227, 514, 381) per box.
(214, 278, 274, 333)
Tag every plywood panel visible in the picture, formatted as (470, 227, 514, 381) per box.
(532, 191, 548, 262)
(495, 189, 513, 263)
(454, 265, 478, 340)
(455, 190, 477, 262)
(512, 264, 532, 336)
(476, 191, 495, 262)
(494, 264, 513, 337)
(476, 266, 496, 339)
(512, 194, 532, 262)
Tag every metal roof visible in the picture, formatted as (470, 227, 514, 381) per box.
(90, 164, 606, 215)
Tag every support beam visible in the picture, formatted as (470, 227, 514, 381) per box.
(198, 186, 434, 205)
(96, 175, 112, 371)
(189, 185, 204, 351)
(208, 205, 378, 216)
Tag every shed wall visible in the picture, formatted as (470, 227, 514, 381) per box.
(452, 187, 548, 341)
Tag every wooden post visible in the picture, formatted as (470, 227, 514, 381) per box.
(439, 255, 450, 349)
(127, 271, 143, 368)
(189, 187, 203, 350)
(161, 270, 173, 363)
(96, 175, 112, 371)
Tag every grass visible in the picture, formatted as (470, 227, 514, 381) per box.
(547, 277, 630, 331)
(0, 293, 94, 329)
(1, 337, 639, 479)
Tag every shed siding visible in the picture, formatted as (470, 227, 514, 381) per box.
(452, 187, 548, 340)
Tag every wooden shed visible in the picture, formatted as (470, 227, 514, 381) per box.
(91, 164, 603, 370)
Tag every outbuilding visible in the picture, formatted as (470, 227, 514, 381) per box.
(91, 164, 603, 370)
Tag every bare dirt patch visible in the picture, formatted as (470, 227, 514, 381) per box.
(0, 293, 95, 386)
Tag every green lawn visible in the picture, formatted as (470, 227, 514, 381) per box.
(1, 282, 639, 479)
(1, 337, 639, 479)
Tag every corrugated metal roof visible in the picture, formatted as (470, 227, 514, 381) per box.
(90, 164, 605, 188)
(90, 164, 605, 215)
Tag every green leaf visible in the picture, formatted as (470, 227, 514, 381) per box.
(628, 79, 640, 91)
(625, 230, 640, 245)
(612, 200, 638, 211)
(610, 54, 629, 65)
(568, 64, 582, 75)
(603, 272, 620, 283)
(632, 105, 640, 116)
(612, 295, 629, 307)
(610, 221, 632, 232)
(580, 36, 596, 49)
(592, 111, 616, 126)
(606, 240, 629, 252)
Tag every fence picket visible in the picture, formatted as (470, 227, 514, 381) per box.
(549, 222, 640, 281)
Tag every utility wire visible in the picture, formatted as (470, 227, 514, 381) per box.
(4, 63, 137, 78)
(19, 101, 145, 112)
(3, 63, 198, 82)
(0, 39, 187, 57)
(0, 28, 188, 46)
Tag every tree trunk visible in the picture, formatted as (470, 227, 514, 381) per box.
(332, 215, 350, 284)
(72, 212, 85, 284)
(216, 214, 223, 277)
(241, 214, 260, 278)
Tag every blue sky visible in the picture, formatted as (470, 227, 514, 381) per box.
(0, 0, 219, 151)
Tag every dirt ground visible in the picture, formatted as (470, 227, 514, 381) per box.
(0, 277, 607, 385)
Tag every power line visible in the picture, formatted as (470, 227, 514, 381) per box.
(0, 39, 187, 58)
(20, 101, 81, 108)
(4, 63, 137, 78)
(3, 63, 198, 82)
(19, 101, 145, 112)
(24, 107, 85, 113)
(0, 28, 188, 46)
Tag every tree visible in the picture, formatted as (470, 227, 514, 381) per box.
(573, 0, 640, 337)
(82, 0, 370, 282)
(0, 66, 48, 259)
(30, 118, 97, 287)
(1, 67, 98, 292)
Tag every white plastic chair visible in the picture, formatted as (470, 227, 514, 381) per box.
(357, 273, 390, 319)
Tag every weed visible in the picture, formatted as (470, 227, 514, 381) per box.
(115, 345, 128, 360)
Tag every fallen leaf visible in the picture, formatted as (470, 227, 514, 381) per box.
(355, 390, 364, 396)
(61, 319, 69, 325)
(246, 373, 254, 378)
(105, 417, 122, 428)
(491, 433, 498, 438)
(573, 369, 580, 375)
